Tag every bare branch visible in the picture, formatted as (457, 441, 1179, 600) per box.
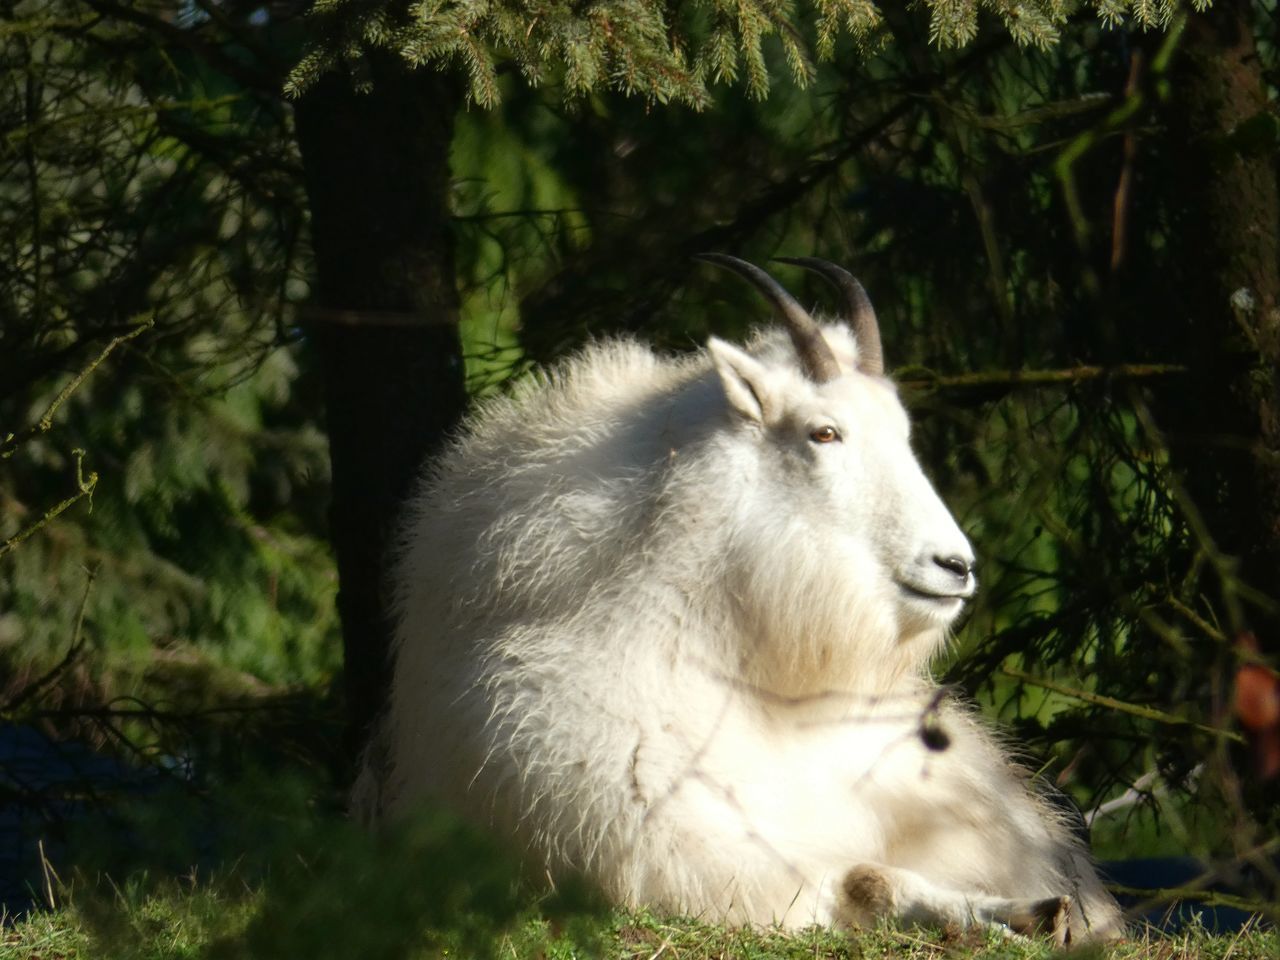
(897, 363, 1186, 394)
(1, 317, 152, 459)
(1002, 665, 1244, 744)
(0, 450, 98, 560)
(2, 566, 98, 718)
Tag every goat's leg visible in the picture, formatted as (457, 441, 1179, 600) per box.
(836, 864, 1073, 946)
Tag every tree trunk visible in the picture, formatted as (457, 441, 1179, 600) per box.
(293, 58, 466, 765)
(1160, 0, 1280, 646)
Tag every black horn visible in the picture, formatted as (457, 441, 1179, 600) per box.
(773, 257, 884, 376)
(695, 253, 842, 383)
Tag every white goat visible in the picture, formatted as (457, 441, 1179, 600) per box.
(353, 255, 1121, 943)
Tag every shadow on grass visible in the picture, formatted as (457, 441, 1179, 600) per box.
(0, 683, 605, 959)
(66, 768, 608, 960)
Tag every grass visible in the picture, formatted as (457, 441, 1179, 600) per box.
(2, 755, 1277, 960)
(5, 693, 1276, 960)
(2, 785, 1277, 960)
(4, 893, 1279, 960)
(3, 639, 1275, 960)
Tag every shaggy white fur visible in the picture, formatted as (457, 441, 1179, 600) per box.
(353, 316, 1121, 943)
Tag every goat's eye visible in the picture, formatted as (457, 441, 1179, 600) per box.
(809, 425, 841, 444)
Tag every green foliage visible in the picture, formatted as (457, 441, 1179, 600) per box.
(6, 756, 1278, 952)
(10, 764, 606, 960)
(1, 1, 338, 744)
(285, 0, 1217, 106)
(9, 865, 1280, 959)
(4, 0, 1279, 945)
(3, 345, 336, 680)
(429, 0, 1280, 871)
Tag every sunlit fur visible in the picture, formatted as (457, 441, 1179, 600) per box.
(353, 322, 1121, 940)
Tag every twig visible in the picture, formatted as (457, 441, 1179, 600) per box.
(1109, 882, 1277, 919)
(940, 93, 1111, 131)
(38, 839, 60, 910)
(0, 449, 98, 559)
(24, 694, 314, 722)
(1166, 595, 1227, 644)
(78, 0, 280, 91)
(1110, 50, 1145, 272)
(896, 363, 1185, 393)
(5, 95, 245, 149)
(1085, 768, 1161, 827)
(2, 566, 98, 717)
(1129, 389, 1279, 621)
(1001, 665, 1244, 743)
(1, 317, 153, 459)
(1110, 836, 1280, 921)
(1053, 15, 1187, 291)
(452, 207, 622, 223)
(296, 306, 456, 328)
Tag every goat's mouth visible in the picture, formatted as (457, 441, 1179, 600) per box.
(895, 582, 969, 628)
(895, 581, 974, 605)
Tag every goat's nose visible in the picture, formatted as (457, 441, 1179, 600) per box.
(933, 554, 973, 580)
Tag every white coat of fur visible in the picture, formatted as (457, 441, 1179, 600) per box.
(354, 320, 1121, 941)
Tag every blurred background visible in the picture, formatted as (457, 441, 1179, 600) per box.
(2, 0, 1277, 952)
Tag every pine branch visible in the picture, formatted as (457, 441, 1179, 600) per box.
(1001, 665, 1244, 743)
(78, 0, 283, 91)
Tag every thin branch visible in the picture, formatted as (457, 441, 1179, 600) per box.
(1110, 837, 1280, 920)
(22, 28, 44, 333)
(942, 92, 1111, 131)
(25, 696, 314, 722)
(2, 566, 98, 717)
(0, 450, 98, 560)
(1128, 388, 1280, 621)
(452, 207, 616, 223)
(1, 317, 152, 458)
(1001, 665, 1244, 744)
(1166, 595, 1228, 644)
(1110, 50, 1145, 273)
(1053, 15, 1187, 291)
(5, 94, 246, 150)
(1110, 883, 1278, 919)
(78, 0, 281, 92)
(297, 306, 456, 328)
(896, 362, 1186, 393)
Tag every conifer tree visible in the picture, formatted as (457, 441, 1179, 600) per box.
(285, 0, 1230, 753)
(7, 5, 1277, 857)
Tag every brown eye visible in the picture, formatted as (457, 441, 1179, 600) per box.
(809, 425, 841, 444)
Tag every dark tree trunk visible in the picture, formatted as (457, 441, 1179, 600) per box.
(1158, 0, 1280, 646)
(293, 58, 466, 765)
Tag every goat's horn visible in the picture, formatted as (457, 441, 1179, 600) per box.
(773, 257, 884, 376)
(695, 253, 842, 383)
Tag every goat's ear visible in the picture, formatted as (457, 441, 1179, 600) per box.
(708, 337, 775, 425)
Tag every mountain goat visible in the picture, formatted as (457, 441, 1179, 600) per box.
(353, 255, 1122, 943)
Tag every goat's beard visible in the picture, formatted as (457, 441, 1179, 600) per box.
(721, 528, 937, 700)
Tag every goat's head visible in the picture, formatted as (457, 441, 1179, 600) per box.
(697, 255, 974, 678)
